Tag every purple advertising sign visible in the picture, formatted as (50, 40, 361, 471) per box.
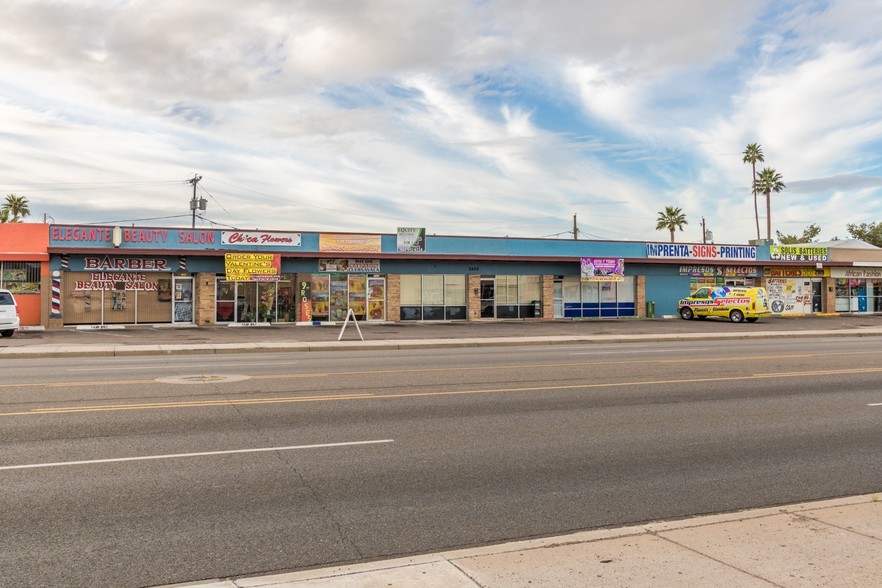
(580, 257, 624, 282)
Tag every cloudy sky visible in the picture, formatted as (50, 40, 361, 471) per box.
(2, 0, 881, 244)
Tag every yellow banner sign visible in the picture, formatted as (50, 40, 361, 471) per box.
(224, 253, 280, 281)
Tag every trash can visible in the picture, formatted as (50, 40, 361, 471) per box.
(646, 300, 655, 318)
(532, 300, 541, 317)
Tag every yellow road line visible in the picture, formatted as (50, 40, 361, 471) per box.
(3, 366, 882, 417)
(0, 350, 876, 391)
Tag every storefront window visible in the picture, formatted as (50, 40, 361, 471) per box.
(367, 278, 385, 320)
(494, 275, 539, 319)
(518, 276, 540, 304)
(0, 261, 40, 293)
(600, 282, 616, 303)
(215, 276, 293, 323)
(63, 271, 171, 325)
(871, 279, 882, 313)
(497, 275, 518, 305)
(562, 276, 636, 318)
(835, 278, 872, 313)
(400, 275, 421, 305)
(311, 274, 330, 319)
(302, 273, 383, 322)
(400, 274, 466, 321)
(444, 275, 466, 305)
(348, 275, 367, 320)
(580, 280, 598, 303)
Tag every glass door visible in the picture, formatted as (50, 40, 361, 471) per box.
(367, 277, 385, 321)
(871, 279, 882, 312)
(257, 282, 276, 323)
(237, 282, 257, 322)
(329, 273, 349, 321)
(172, 276, 193, 323)
(480, 277, 495, 318)
(216, 280, 235, 322)
(553, 279, 563, 318)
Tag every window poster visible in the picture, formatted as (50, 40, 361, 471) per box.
(310, 274, 330, 318)
(367, 277, 385, 321)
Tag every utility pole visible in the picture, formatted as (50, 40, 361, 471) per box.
(187, 174, 204, 228)
(573, 214, 579, 240)
(702, 217, 706, 244)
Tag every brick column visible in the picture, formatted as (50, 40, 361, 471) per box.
(194, 272, 216, 325)
(636, 275, 646, 318)
(386, 274, 400, 322)
(540, 275, 554, 320)
(468, 275, 481, 320)
(823, 277, 836, 313)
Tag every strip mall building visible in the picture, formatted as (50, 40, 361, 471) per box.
(3, 223, 881, 328)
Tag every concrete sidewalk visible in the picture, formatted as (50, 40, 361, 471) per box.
(158, 493, 882, 588)
(3, 314, 882, 359)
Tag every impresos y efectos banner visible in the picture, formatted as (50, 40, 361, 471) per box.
(580, 257, 624, 281)
(224, 253, 280, 281)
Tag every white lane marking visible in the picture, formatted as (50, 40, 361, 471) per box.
(868, 403, 882, 406)
(0, 439, 394, 471)
(67, 362, 285, 372)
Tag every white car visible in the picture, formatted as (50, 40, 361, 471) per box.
(0, 289, 21, 337)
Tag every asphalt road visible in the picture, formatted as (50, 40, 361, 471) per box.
(2, 336, 882, 587)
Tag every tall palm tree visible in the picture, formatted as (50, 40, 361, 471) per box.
(656, 206, 688, 243)
(1, 194, 31, 223)
(754, 168, 785, 241)
(742, 143, 764, 240)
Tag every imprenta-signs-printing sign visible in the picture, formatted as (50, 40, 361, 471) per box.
(645, 243, 757, 261)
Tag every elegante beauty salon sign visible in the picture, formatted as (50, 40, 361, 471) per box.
(50, 225, 216, 246)
(74, 272, 159, 291)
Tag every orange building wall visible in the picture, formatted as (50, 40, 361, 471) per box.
(1, 223, 50, 326)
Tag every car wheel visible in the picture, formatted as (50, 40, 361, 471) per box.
(745, 317, 758, 323)
(729, 309, 745, 323)
(1, 330, 14, 337)
(679, 307, 694, 320)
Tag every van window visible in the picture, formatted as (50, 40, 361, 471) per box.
(0, 292, 14, 305)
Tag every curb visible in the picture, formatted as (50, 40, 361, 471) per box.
(4, 328, 882, 359)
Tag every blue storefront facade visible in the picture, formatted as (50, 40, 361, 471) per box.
(36, 223, 872, 327)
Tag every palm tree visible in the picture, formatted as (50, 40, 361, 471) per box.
(656, 206, 688, 243)
(754, 168, 785, 240)
(742, 143, 764, 240)
(1, 194, 31, 223)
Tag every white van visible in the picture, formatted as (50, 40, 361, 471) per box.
(0, 289, 21, 337)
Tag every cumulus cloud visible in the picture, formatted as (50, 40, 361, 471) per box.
(0, 0, 881, 243)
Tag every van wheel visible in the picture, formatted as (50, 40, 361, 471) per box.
(745, 317, 758, 323)
(729, 309, 745, 323)
(1, 330, 14, 337)
(679, 307, 694, 320)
